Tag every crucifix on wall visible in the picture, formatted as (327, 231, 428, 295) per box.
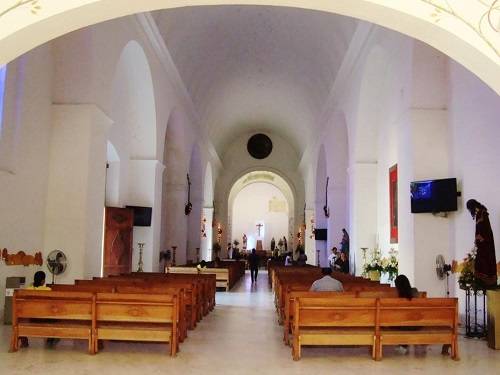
(256, 222, 264, 237)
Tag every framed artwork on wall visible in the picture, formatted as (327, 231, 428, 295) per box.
(389, 164, 398, 243)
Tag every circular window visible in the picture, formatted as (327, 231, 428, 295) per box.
(247, 134, 273, 159)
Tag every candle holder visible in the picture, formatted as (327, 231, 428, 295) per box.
(196, 247, 200, 263)
(137, 242, 145, 272)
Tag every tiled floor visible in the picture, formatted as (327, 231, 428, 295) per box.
(1, 271, 499, 374)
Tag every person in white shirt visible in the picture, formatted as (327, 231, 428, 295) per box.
(327, 247, 339, 268)
(284, 252, 293, 266)
(309, 267, 344, 292)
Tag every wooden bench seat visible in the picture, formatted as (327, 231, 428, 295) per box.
(292, 297, 377, 360)
(10, 290, 95, 354)
(291, 296, 458, 361)
(94, 292, 179, 356)
(377, 297, 458, 360)
(52, 283, 188, 343)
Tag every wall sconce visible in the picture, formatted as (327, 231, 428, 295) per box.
(201, 217, 207, 238)
(309, 216, 315, 239)
(217, 223, 223, 243)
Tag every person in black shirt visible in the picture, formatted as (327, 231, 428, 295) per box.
(334, 252, 349, 273)
(248, 248, 260, 283)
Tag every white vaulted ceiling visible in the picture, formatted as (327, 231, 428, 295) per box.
(154, 6, 357, 157)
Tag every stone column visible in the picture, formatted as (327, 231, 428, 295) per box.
(348, 162, 378, 275)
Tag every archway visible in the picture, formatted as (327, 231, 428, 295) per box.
(228, 171, 295, 257)
(1, 1, 498, 95)
(106, 40, 158, 272)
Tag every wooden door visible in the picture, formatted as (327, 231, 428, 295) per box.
(103, 207, 133, 276)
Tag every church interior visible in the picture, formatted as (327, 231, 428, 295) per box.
(0, 1, 500, 373)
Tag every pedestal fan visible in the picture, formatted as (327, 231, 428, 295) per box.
(46, 250, 67, 284)
(436, 254, 452, 297)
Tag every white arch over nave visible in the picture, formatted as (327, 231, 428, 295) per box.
(0, 1, 499, 93)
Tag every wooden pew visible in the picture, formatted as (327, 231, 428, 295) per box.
(78, 278, 197, 331)
(283, 291, 356, 344)
(168, 266, 232, 291)
(377, 297, 458, 360)
(282, 290, 399, 345)
(129, 272, 217, 313)
(51, 283, 187, 343)
(94, 292, 179, 356)
(283, 289, 427, 346)
(292, 297, 378, 360)
(10, 290, 95, 354)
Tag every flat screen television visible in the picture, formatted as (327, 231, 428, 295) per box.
(410, 178, 458, 213)
(126, 206, 152, 226)
(315, 228, 327, 241)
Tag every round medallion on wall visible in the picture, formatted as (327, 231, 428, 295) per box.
(247, 133, 273, 159)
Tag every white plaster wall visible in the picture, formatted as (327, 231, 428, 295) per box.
(51, 15, 210, 275)
(127, 160, 164, 272)
(44, 104, 110, 283)
(215, 131, 304, 252)
(232, 182, 289, 250)
(0, 45, 53, 319)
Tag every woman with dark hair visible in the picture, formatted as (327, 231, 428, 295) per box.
(28, 271, 51, 290)
(21, 271, 52, 347)
(334, 252, 349, 273)
(393, 275, 420, 354)
(395, 274, 418, 299)
(466, 199, 497, 287)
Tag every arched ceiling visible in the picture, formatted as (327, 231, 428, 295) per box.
(154, 6, 357, 155)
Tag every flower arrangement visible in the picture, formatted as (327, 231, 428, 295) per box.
(363, 247, 383, 273)
(458, 248, 479, 290)
(382, 248, 398, 281)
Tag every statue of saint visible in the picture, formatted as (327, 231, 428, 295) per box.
(242, 234, 247, 250)
(466, 199, 497, 286)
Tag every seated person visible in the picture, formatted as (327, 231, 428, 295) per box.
(21, 271, 53, 348)
(296, 249, 307, 266)
(284, 252, 293, 266)
(333, 252, 349, 273)
(27, 270, 52, 290)
(395, 274, 419, 299)
(328, 247, 339, 268)
(394, 274, 420, 354)
(309, 267, 344, 292)
(197, 260, 207, 270)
